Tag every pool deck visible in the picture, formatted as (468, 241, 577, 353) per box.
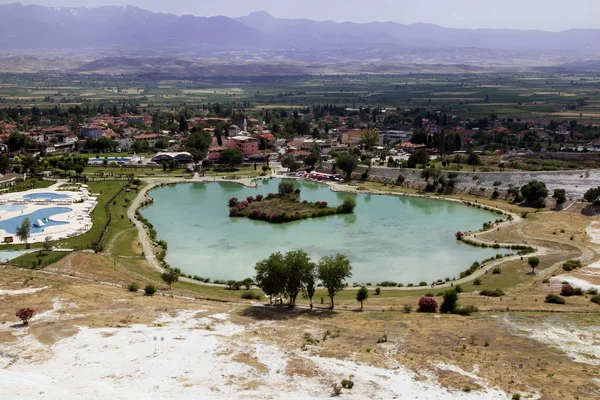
(0, 182, 98, 245)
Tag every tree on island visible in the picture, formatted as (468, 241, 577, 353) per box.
(335, 154, 358, 180)
(356, 286, 368, 310)
(278, 181, 296, 195)
(528, 257, 540, 274)
(281, 154, 300, 172)
(318, 254, 353, 310)
(340, 196, 357, 213)
(161, 269, 180, 290)
(16, 217, 31, 249)
(219, 148, 244, 169)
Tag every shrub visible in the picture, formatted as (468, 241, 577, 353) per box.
(341, 377, 354, 389)
(127, 282, 139, 292)
(492, 267, 501, 274)
(560, 283, 574, 296)
(16, 308, 36, 326)
(588, 288, 598, 295)
(454, 284, 464, 293)
(480, 289, 505, 297)
(474, 278, 482, 285)
(512, 394, 521, 400)
(545, 294, 565, 304)
(419, 281, 427, 287)
(455, 231, 464, 240)
(440, 290, 459, 313)
(455, 305, 478, 316)
(255, 194, 263, 202)
(403, 304, 412, 313)
(375, 287, 381, 295)
(228, 197, 239, 207)
(418, 296, 438, 313)
(562, 260, 582, 272)
(591, 295, 600, 305)
(241, 291, 261, 300)
(246, 196, 254, 203)
(144, 284, 157, 296)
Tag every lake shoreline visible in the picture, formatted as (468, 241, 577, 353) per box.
(131, 174, 535, 291)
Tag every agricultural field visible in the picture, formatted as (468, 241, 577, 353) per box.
(2, 73, 600, 123)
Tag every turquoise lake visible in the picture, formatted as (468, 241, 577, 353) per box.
(141, 179, 505, 284)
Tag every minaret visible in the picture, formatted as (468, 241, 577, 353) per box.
(243, 117, 247, 134)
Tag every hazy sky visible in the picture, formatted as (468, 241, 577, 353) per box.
(5, 0, 600, 31)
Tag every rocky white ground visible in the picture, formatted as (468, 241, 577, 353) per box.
(0, 301, 512, 400)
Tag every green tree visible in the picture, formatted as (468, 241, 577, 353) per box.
(521, 181, 549, 207)
(179, 115, 189, 132)
(304, 270, 316, 309)
(219, 148, 244, 169)
(553, 188, 566, 205)
(0, 154, 10, 174)
(356, 286, 368, 310)
(360, 128, 380, 150)
(281, 154, 300, 172)
(467, 151, 481, 171)
(16, 217, 31, 248)
(528, 257, 540, 274)
(254, 252, 286, 303)
(317, 254, 353, 309)
(304, 148, 320, 168)
(186, 130, 212, 153)
(283, 250, 316, 308)
(584, 187, 600, 204)
(407, 149, 429, 168)
(440, 290, 459, 313)
(335, 154, 358, 180)
(161, 270, 179, 290)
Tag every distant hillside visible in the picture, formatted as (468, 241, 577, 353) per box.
(1, 2, 600, 74)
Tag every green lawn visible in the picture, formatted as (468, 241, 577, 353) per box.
(1, 178, 54, 194)
(10, 250, 69, 269)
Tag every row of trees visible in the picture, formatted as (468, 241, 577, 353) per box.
(254, 250, 352, 309)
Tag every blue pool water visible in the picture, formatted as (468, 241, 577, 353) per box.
(0, 207, 72, 234)
(0, 205, 27, 213)
(23, 193, 71, 200)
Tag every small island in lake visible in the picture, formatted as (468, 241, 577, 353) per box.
(229, 181, 357, 223)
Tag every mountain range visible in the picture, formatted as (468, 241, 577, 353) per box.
(0, 2, 600, 75)
(1, 2, 600, 54)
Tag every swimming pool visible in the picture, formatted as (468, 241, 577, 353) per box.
(0, 205, 27, 213)
(89, 157, 132, 164)
(0, 207, 72, 234)
(23, 193, 71, 200)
